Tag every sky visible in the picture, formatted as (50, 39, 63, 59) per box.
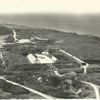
(0, 0, 100, 14)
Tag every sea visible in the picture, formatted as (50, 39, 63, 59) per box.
(0, 14, 100, 37)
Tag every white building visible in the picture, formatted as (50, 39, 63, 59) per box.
(27, 52, 57, 64)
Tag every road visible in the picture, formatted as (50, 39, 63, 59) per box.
(0, 75, 99, 99)
(82, 81, 100, 99)
(0, 76, 54, 99)
(13, 29, 18, 41)
(59, 49, 89, 74)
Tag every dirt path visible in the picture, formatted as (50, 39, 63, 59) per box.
(82, 81, 100, 99)
(59, 49, 87, 64)
(13, 29, 18, 41)
(3, 25, 18, 42)
(59, 49, 89, 74)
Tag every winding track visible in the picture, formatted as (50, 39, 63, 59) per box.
(59, 49, 89, 74)
(0, 72, 99, 99)
(82, 81, 100, 99)
(13, 29, 18, 41)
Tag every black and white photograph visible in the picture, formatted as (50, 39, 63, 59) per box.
(0, 0, 100, 99)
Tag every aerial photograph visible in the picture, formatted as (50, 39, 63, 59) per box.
(0, 0, 100, 99)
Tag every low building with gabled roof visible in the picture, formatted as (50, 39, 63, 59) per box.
(27, 52, 57, 64)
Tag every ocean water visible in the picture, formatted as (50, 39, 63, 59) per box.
(0, 14, 100, 37)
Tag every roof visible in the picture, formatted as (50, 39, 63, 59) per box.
(27, 53, 37, 64)
(17, 39, 35, 44)
(27, 52, 57, 64)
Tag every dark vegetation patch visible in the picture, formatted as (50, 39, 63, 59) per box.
(93, 36, 100, 41)
(0, 26, 13, 35)
(5, 64, 53, 73)
(2, 44, 46, 56)
(5, 72, 95, 99)
(0, 79, 44, 99)
(0, 79, 32, 99)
